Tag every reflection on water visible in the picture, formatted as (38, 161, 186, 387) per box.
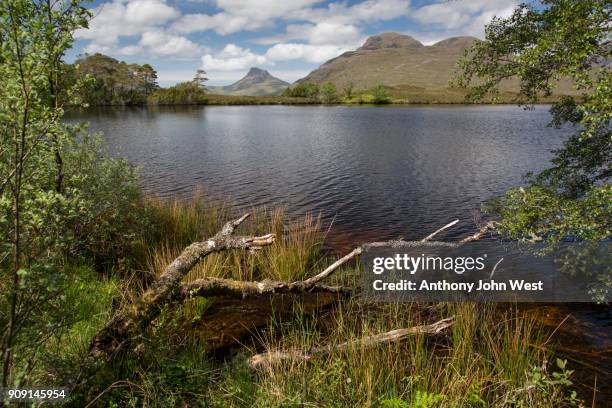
(66, 104, 571, 243)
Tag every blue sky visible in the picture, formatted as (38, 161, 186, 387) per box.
(70, 0, 520, 86)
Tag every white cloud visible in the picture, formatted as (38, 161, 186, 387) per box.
(76, 0, 203, 58)
(75, 0, 180, 44)
(253, 22, 361, 48)
(289, 0, 410, 25)
(124, 0, 179, 25)
(171, 12, 261, 35)
(411, 0, 518, 37)
(265, 43, 354, 63)
(201, 44, 269, 71)
(139, 30, 202, 57)
(308, 22, 361, 45)
(215, 0, 323, 22)
(172, 0, 322, 35)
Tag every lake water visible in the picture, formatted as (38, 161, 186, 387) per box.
(66, 104, 571, 246)
(66, 105, 610, 399)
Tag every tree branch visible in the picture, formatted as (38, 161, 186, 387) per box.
(87, 213, 275, 362)
(178, 278, 353, 300)
(248, 317, 455, 369)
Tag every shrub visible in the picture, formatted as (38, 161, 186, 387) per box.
(283, 82, 320, 98)
(148, 82, 208, 105)
(371, 84, 391, 104)
(321, 82, 339, 103)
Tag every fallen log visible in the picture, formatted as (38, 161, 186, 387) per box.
(84, 214, 496, 367)
(87, 213, 276, 362)
(178, 277, 353, 300)
(247, 317, 455, 369)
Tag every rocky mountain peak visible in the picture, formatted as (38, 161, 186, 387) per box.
(358, 32, 423, 51)
(246, 67, 272, 79)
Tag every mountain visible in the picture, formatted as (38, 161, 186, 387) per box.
(296, 33, 479, 92)
(209, 68, 289, 96)
(295, 32, 577, 102)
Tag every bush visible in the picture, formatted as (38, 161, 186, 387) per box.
(283, 82, 320, 98)
(148, 82, 208, 105)
(371, 84, 391, 104)
(321, 82, 339, 103)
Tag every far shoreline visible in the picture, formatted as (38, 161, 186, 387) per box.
(70, 93, 564, 108)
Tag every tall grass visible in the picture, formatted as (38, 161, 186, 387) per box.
(143, 196, 327, 283)
(52, 194, 579, 407)
(223, 300, 572, 407)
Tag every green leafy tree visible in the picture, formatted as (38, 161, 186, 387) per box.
(148, 81, 208, 105)
(456, 0, 610, 243)
(321, 82, 338, 103)
(343, 81, 354, 99)
(370, 85, 390, 104)
(0, 0, 143, 387)
(75, 53, 148, 105)
(137, 63, 159, 95)
(283, 82, 320, 98)
(456, 0, 611, 301)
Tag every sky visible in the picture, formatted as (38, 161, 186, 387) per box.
(70, 0, 520, 86)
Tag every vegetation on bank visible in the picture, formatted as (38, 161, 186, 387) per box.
(17, 196, 582, 407)
(456, 0, 611, 301)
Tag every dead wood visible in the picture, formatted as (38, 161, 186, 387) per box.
(178, 277, 353, 300)
(84, 213, 495, 369)
(87, 213, 275, 362)
(247, 317, 455, 369)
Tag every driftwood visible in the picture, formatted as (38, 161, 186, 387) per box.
(178, 278, 352, 300)
(85, 213, 497, 367)
(248, 317, 455, 369)
(88, 214, 276, 361)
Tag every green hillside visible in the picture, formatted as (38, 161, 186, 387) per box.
(296, 33, 575, 102)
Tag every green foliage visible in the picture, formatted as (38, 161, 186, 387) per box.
(0, 0, 144, 388)
(148, 81, 208, 105)
(525, 359, 581, 406)
(193, 68, 208, 90)
(283, 82, 320, 98)
(370, 84, 391, 104)
(74, 53, 159, 106)
(456, 0, 611, 245)
(320, 82, 339, 103)
(343, 82, 354, 99)
(60, 130, 145, 269)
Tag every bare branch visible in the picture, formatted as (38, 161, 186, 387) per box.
(248, 317, 454, 369)
(421, 219, 459, 242)
(178, 277, 353, 300)
(291, 247, 362, 290)
(87, 213, 275, 362)
(458, 221, 498, 244)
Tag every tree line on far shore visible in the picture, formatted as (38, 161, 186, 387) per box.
(68, 53, 393, 106)
(282, 81, 391, 104)
(69, 53, 208, 106)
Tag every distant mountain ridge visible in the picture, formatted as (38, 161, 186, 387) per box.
(296, 33, 480, 92)
(209, 68, 289, 96)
